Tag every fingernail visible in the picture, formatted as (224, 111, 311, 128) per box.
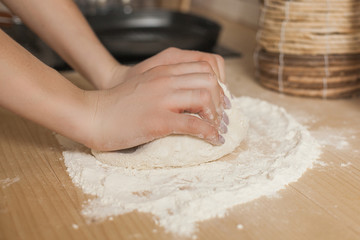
(224, 95, 231, 109)
(218, 135, 225, 145)
(219, 121, 227, 134)
(209, 134, 225, 146)
(222, 111, 229, 125)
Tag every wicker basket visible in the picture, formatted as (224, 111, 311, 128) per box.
(255, 0, 360, 98)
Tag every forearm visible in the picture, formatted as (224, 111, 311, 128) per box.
(2, 0, 124, 89)
(0, 29, 92, 146)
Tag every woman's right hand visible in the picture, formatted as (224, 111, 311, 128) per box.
(86, 61, 228, 151)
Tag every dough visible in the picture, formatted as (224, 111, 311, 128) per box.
(92, 84, 248, 169)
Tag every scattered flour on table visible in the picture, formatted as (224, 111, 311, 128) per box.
(314, 160, 328, 167)
(292, 112, 318, 126)
(341, 162, 352, 168)
(72, 224, 79, 230)
(311, 126, 354, 150)
(56, 97, 321, 237)
(0, 177, 20, 189)
(237, 224, 244, 230)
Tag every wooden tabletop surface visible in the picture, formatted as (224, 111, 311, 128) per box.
(1, 8, 360, 240)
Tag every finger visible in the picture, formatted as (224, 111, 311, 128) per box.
(215, 54, 226, 83)
(157, 48, 223, 82)
(166, 89, 220, 128)
(147, 61, 216, 79)
(169, 72, 225, 115)
(168, 112, 225, 146)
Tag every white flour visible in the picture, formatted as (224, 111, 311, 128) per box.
(0, 177, 20, 189)
(311, 126, 352, 150)
(57, 97, 321, 237)
(237, 224, 244, 230)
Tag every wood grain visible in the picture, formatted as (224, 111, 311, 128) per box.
(1, 7, 360, 240)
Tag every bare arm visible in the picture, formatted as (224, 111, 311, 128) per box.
(0, 29, 91, 145)
(2, 0, 121, 89)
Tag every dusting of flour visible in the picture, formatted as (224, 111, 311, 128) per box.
(56, 97, 321, 237)
(0, 177, 20, 189)
(311, 126, 352, 150)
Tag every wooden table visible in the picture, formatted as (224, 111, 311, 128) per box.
(1, 9, 360, 240)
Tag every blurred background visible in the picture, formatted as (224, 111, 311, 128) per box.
(0, 0, 258, 69)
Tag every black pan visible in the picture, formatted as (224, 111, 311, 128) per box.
(87, 9, 222, 61)
(2, 9, 221, 68)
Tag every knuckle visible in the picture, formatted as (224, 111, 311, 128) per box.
(165, 47, 178, 54)
(209, 73, 218, 83)
(215, 54, 224, 64)
(151, 64, 166, 73)
(198, 89, 212, 105)
(205, 73, 218, 87)
(150, 74, 169, 85)
(199, 61, 212, 72)
(150, 66, 175, 83)
(162, 77, 174, 86)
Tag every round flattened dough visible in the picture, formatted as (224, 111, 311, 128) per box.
(92, 85, 249, 169)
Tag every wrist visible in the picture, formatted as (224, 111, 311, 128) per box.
(93, 63, 129, 90)
(70, 89, 100, 149)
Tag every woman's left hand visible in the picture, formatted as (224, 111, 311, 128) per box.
(103, 47, 226, 89)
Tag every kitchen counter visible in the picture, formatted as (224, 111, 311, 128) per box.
(1, 9, 360, 240)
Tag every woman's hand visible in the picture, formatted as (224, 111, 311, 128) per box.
(104, 47, 226, 89)
(87, 60, 228, 151)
